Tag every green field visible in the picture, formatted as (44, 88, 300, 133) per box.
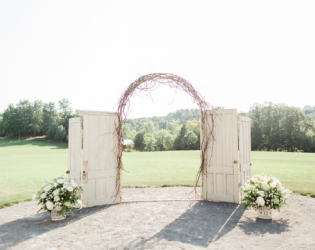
(0, 139, 314, 208)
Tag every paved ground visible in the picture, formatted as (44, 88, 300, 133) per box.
(0, 187, 314, 250)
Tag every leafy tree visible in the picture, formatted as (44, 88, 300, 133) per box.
(167, 120, 179, 135)
(154, 129, 170, 150)
(29, 100, 43, 137)
(143, 133, 156, 151)
(184, 130, 198, 150)
(46, 123, 59, 140)
(142, 121, 155, 134)
(54, 125, 67, 142)
(186, 118, 200, 148)
(163, 134, 174, 150)
(42, 102, 58, 134)
(174, 124, 187, 150)
(134, 131, 145, 150)
(58, 98, 73, 134)
(249, 102, 315, 152)
(122, 124, 135, 141)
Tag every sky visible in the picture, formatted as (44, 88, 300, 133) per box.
(0, 1, 314, 118)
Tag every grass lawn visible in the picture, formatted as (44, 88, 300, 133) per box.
(0, 139, 68, 208)
(0, 139, 314, 208)
(122, 151, 315, 196)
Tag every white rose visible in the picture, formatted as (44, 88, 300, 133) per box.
(32, 194, 37, 200)
(44, 185, 51, 192)
(270, 182, 277, 188)
(280, 187, 286, 193)
(57, 179, 65, 184)
(54, 196, 60, 201)
(68, 187, 74, 192)
(54, 183, 58, 187)
(41, 193, 47, 199)
(71, 182, 77, 188)
(256, 197, 265, 206)
(46, 201, 54, 210)
(252, 178, 257, 182)
(258, 191, 265, 197)
(262, 183, 269, 191)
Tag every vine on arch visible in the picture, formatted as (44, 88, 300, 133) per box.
(113, 73, 215, 200)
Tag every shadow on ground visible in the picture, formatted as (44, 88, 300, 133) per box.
(0, 139, 67, 149)
(0, 204, 113, 250)
(115, 201, 290, 249)
(238, 217, 290, 235)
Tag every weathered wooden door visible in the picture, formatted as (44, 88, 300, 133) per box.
(68, 117, 82, 186)
(82, 110, 120, 207)
(202, 109, 239, 203)
(239, 116, 252, 186)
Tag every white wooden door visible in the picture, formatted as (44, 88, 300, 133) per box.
(202, 109, 239, 203)
(239, 116, 252, 186)
(82, 110, 120, 207)
(68, 117, 82, 186)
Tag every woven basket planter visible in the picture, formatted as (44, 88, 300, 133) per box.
(51, 207, 66, 221)
(257, 207, 272, 219)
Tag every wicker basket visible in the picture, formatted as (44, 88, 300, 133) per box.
(51, 207, 66, 221)
(257, 207, 272, 219)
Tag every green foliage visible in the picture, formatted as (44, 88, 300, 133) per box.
(42, 102, 58, 133)
(154, 129, 170, 150)
(143, 133, 156, 151)
(33, 176, 83, 215)
(54, 125, 67, 142)
(126, 109, 200, 132)
(174, 124, 187, 150)
(163, 134, 174, 150)
(142, 121, 155, 134)
(46, 123, 58, 140)
(184, 130, 198, 150)
(241, 174, 290, 211)
(248, 102, 315, 152)
(167, 120, 179, 135)
(1, 99, 82, 141)
(134, 131, 145, 151)
(122, 124, 135, 141)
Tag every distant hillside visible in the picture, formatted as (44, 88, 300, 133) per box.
(299, 105, 315, 121)
(125, 109, 200, 132)
(125, 107, 224, 132)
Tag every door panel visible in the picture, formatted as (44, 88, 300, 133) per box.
(68, 117, 82, 186)
(239, 116, 252, 186)
(82, 110, 120, 207)
(202, 109, 239, 203)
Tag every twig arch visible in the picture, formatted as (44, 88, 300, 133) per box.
(114, 73, 214, 199)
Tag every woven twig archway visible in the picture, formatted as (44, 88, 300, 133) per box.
(114, 73, 214, 199)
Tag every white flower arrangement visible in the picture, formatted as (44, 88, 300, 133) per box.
(241, 174, 290, 211)
(32, 176, 83, 218)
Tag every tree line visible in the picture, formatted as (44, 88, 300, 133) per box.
(0, 99, 81, 142)
(1, 100, 314, 152)
(123, 103, 315, 152)
(248, 103, 315, 152)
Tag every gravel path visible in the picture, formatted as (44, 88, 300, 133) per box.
(0, 187, 314, 250)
